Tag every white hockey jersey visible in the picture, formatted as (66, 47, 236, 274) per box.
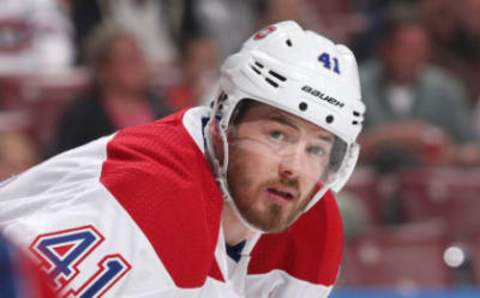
(0, 107, 343, 297)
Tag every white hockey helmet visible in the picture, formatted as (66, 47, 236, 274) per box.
(205, 21, 365, 225)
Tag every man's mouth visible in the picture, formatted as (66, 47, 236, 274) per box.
(267, 187, 297, 202)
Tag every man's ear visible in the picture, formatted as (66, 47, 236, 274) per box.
(208, 120, 224, 162)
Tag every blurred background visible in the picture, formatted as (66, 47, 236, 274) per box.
(0, 0, 479, 297)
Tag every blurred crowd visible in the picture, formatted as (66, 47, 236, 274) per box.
(1, 0, 480, 291)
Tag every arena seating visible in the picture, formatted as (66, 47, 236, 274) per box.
(0, 70, 90, 145)
(340, 221, 454, 287)
(398, 167, 480, 239)
(343, 167, 384, 225)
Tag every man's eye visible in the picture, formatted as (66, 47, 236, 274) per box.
(308, 146, 326, 157)
(270, 130, 285, 140)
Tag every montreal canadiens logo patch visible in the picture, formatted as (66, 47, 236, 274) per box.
(253, 25, 277, 40)
(30, 225, 131, 297)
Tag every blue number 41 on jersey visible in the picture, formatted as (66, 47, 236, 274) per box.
(30, 225, 131, 297)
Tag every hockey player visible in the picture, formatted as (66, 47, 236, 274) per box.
(0, 21, 365, 297)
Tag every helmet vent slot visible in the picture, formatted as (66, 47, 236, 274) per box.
(250, 65, 261, 75)
(265, 77, 279, 88)
(249, 60, 287, 88)
(254, 61, 264, 68)
(352, 110, 364, 123)
(269, 71, 286, 82)
(286, 39, 292, 47)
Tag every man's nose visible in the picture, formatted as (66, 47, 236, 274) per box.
(278, 146, 305, 178)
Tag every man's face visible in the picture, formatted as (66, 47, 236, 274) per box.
(226, 103, 335, 233)
(383, 24, 430, 84)
(100, 35, 149, 95)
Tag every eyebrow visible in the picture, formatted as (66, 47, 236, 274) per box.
(268, 114, 298, 130)
(267, 113, 335, 143)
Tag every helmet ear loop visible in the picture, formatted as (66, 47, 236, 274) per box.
(208, 116, 236, 204)
(205, 115, 228, 182)
(208, 120, 225, 161)
(218, 120, 230, 178)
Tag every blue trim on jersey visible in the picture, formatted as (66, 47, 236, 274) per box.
(38, 230, 97, 279)
(80, 258, 125, 297)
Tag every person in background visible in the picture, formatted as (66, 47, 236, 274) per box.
(422, 0, 480, 107)
(0, 0, 73, 73)
(165, 34, 220, 110)
(0, 130, 38, 181)
(358, 5, 480, 169)
(259, 0, 364, 47)
(52, 21, 172, 155)
(70, 0, 176, 66)
(258, 0, 307, 28)
(175, 0, 261, 60)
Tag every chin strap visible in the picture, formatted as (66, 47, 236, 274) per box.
(204, 110, 266, 234)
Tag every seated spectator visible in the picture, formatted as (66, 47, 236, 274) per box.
(165, 35, 220, 110)
(358, 5, 480, 170)
(422, 0, 480, 107)
(0, 130, 39, 181)
(179, 0, 260, 59)
(0, 0, 73, 73)
(258, 0, 307, 28)
(259, 0, 365, 46)
(70, 0, 176, 66)
(52, 21, 172, 155)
